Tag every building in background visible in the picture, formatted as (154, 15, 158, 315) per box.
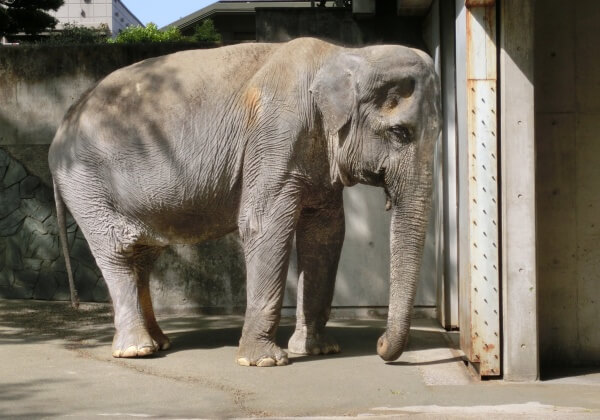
(165, 1, 339, 43)
(49, 0, 143, 37)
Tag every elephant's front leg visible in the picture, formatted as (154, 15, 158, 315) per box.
(236, 191, 301, 367)
(288, 200, 345, 356)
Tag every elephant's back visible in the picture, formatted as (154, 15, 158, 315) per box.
(50, 42, 280, 175)
(93, 43, 280, 110)
(49, 44, 282, 238)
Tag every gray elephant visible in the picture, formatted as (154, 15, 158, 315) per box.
(49, 37, 441, 367)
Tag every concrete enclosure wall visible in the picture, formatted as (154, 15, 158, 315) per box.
(536, 0, 600, 365)
(256, 8, 425, 48)
(0, 41, 439, 313)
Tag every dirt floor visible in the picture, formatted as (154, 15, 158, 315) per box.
(1, 299, 599, 419)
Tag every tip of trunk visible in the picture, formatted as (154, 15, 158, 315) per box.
(377, 332, 404, 362)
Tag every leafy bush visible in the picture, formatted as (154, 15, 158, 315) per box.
(192, 19, 221, 43)
(109, 22, 183, 44)
(43, 23, 110, 45)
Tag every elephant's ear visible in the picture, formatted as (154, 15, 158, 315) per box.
(310, 53, 364, 134)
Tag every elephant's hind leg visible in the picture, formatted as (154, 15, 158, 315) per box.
(288, 202, 344, 356)
(84, 231, 159, 358)
(135, 246, 171, 351)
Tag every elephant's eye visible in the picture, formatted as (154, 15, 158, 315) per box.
(389, 125, 413, 144)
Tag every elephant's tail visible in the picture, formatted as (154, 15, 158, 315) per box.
(53, 181, 79, 309)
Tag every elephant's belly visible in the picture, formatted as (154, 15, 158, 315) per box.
(105, 151, 243, 245)
(117, 181, 242, 246)
(140, 205, 239, 245)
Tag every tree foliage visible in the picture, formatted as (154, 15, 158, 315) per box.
(0, 0, 64, 38)
(109, 22, 183, 44)
(193, 19, 221, 43)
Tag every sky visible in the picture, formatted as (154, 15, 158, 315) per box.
(122, 0, 216, 27)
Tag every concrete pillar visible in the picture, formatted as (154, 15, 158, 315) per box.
(499, 0, 539, 381)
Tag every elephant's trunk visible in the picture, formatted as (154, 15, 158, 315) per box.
(375, 56, 440, 362)
(377, 186, 432, 361)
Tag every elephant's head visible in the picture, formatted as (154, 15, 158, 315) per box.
(311, 45, 442, 361)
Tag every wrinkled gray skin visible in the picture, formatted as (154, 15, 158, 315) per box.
(49, 38, 441, 366)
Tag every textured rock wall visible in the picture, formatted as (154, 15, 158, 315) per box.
(0, 145, 248, 309)
(0, 148, 106, 301)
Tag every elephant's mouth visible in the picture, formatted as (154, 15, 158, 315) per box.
(362, 167, 386, 187)
(338, 165, 357, 187)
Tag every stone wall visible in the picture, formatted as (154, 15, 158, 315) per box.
(0, 148, 105, 301)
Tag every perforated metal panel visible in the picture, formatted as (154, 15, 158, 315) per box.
(467, 80, 500, 375)
(458, 0, 501, 377)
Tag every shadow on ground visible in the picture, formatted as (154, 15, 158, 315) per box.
(541, 366, 600, 381)
(0, 378, 67, 419)
(0, 299, 458, 366)
(0, 299, 113, 346)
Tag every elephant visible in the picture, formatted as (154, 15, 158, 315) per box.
(49, 37, 441, 367)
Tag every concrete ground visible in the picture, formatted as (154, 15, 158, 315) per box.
(1, 300, 599, 419)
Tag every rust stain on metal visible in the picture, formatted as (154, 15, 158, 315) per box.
(465, 0, 495, 7)
(466, 7, 472, 48)
(483, 343, 495, 352)
(483, 7, 495, 32)
(466, 5, 496, 80)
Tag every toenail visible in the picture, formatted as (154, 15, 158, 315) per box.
(237, 358, 251, 366)
(257, 358, 276, 367)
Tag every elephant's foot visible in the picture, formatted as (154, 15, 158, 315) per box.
(112, 324, 158, 358)
(236, 339, 289, 367)
(288, 326, 340, 355)
(148, 326, 171, 351)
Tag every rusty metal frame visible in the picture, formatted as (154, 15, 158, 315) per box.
(459, 0, 501, 377)
(465, 0, 495, 7)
